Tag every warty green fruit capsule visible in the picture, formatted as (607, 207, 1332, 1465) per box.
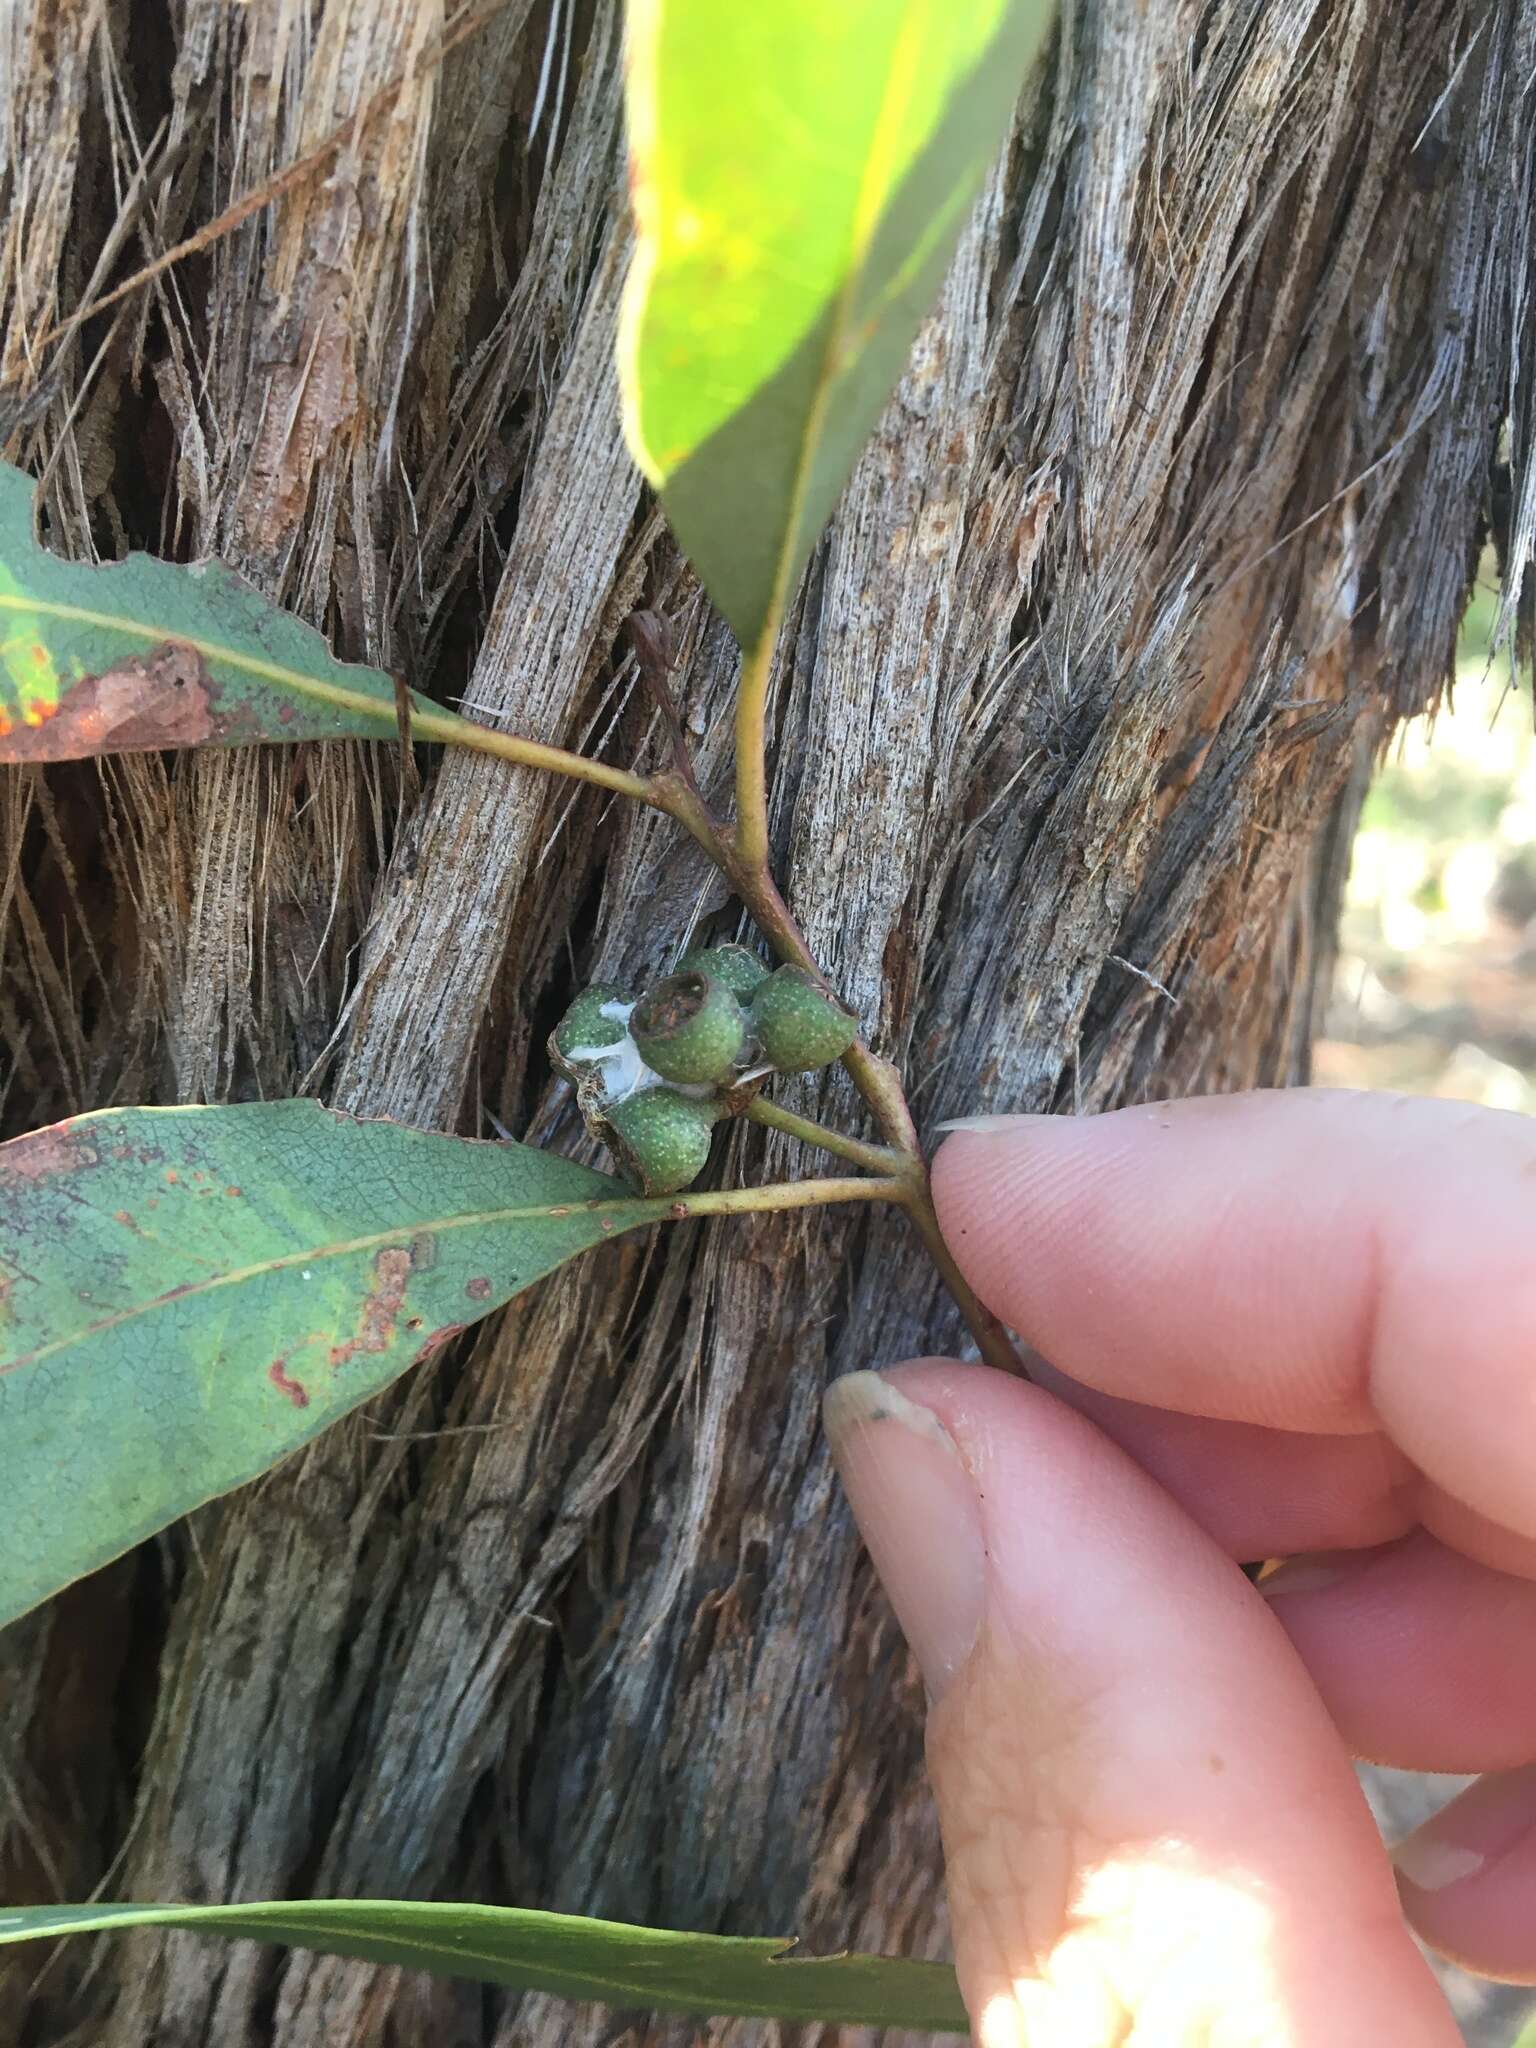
(749, 965, 859, 1072)
(674, 941, 769, 1001)
(629, 970, 746, 1085)
(549, 982, 633, 1087)
(601, 1087, 717, 1196)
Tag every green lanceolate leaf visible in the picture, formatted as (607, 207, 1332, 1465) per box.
(619, 0, 1054, 651)
(0, 461, 447, 762)
(0, 1100, 686, 1627)
(0, 1898, 968, 2031)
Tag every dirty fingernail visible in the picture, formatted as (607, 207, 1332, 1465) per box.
(823, 1371, 985, 1696)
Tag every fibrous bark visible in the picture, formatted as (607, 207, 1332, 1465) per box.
(2, 3, 1531, 2044)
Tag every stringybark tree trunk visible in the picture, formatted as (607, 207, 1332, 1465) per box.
(2, 2, 1531, 2043)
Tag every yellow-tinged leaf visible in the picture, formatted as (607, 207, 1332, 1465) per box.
(619, 0, 1054, 649)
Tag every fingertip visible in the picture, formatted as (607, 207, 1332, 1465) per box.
(1260, 1533, 1536, 1772)
(931, 1093, 1536, 1502)
(930, 1098, 1250, 1327)
(930, 1111, 1071, 1245)
(1395, 1766, 1536, 1982)
(931, 1110, 1116, 1324)
(844, 1358, 1456, 2044)
(822, 1361, 988, 1696)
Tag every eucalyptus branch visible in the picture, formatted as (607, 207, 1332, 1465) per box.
(417, 713, 919, 1157)
(896, 1177, 1025, 1378)
(412, 705, 662, 807)
(746, 1108, 1023, 1373)
(660, 778, 921, 1156)
(743, 1096, 902, 1175)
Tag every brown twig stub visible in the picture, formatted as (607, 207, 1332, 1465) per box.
(626, 606, 708, 799)
(898, 1173, 1027, 1378)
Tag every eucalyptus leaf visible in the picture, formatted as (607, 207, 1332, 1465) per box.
(0, 1897, 967, 2031)
(0, 1101, 680, 1627)
(620, 0, 1054, 650)
(0, 461, 449, 761)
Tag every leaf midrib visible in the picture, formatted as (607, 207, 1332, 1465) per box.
(106, 1912, 782, 2000)
(0, 1902, 965, 2027)
(755, 0, 938, 635)
(0, 590, 465, 742)
(2, 1190, 662, 1376)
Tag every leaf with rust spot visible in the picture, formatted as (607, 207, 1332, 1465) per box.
(0, 1100, 697, 1629)
(0, 462, 466, 762)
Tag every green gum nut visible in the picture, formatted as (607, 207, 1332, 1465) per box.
(749, 965, 859, 1072)
(549, 981, 632, 1084)
(630, 970, 746, 1085)
(602, 1088, 717, 1196)
(553, 982, 630, 1056)
(674, 942, 769, 1000)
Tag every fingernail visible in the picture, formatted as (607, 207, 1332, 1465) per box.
(1256, 1558, 1341, 1598)
(1391, 1835, 1486, 1892)
(1393, 1764, 1536, 1894)
(935, 1113, 1051, 1134)
(823, 1371, 984, 1695)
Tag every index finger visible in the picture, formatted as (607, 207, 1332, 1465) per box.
(932, 1090, 1536, 1542)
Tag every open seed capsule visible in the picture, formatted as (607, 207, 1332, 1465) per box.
(548, 982, 633, 1087)
(630, 970, 746, 1086)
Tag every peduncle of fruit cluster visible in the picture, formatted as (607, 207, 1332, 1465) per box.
(549, 943, 859, 1195)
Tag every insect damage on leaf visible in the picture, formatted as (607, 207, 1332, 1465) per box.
(0, 460, 439, 763)
(0, 1100, 655, 1628)
(0, 634, 216, 759)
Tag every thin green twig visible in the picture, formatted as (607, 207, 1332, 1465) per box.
(743, 1096, 902, 1175)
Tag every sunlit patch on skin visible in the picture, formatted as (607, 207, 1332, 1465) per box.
(972, 1847, 1290, 2048)
(977, 1989, 1029, 2047)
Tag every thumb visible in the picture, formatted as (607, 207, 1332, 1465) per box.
(823, 1362, 1456, 2047)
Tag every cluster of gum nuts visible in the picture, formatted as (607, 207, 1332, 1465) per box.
(548, 943, 859, 1196)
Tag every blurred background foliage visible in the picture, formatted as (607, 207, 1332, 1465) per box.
(1332, 568, 1536, 2044)
(1318, 571, 1536, 1111)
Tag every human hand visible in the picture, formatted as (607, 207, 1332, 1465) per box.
(824, 1089, 1536, 2046)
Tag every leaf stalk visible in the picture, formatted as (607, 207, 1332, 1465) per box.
(660, 1175, 907, 1221)
(742, 1097, 902, 1175)
(732, 628, 775, 871)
